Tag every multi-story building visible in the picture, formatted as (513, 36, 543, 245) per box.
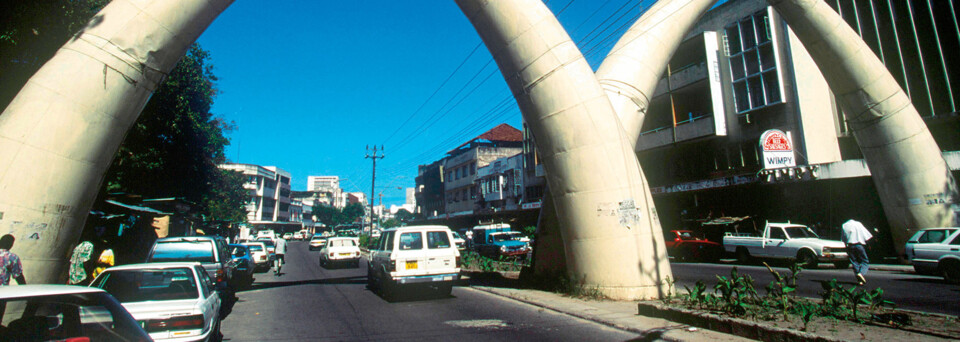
(476, 153, 525, 212)
(634, 0, 959, 257)
(219, 163, 301, 233)
(415, 124, 525, 218)
(442, 124, 524, 216)
(521, 123, 546, 210)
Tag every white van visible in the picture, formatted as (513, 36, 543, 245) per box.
(256, 230, 277, 241)
(367, 225, 461, 299)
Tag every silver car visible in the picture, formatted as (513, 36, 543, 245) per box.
(91, 262, 222, 341)
(904, 227, 960, 282)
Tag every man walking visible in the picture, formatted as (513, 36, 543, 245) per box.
(274, 236, 287, 276)
(0, 234, 26, 286)
(841, 219, 873, 285)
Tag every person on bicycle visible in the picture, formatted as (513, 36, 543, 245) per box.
(274, 236, 287, 276)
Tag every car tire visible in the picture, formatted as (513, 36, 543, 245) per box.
(366, 266, 378, 290)
(382, 278, 397, 301)
(940, 260, 960, 284)
(797, 250, 819, 269)
(209, 317, 222, 342)
(833, 261, 850, 269)
(735, 247, 751, 264)
(436, 283, 453, 297)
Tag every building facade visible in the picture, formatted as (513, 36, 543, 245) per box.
(219, 163, 302, 233)
(635, 0, 959, 258)
(476, 153, 525, 212)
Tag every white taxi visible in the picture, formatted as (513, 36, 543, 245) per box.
(90, 262, 222, 342)
(320, 237, 362, 268)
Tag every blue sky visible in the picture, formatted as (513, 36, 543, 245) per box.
(197, 0, 659, 206)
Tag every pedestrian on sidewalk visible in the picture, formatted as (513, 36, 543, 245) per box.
(841, 219, 873, 285)
(0, 234, 26, 286)
(274, 237, 287, 276)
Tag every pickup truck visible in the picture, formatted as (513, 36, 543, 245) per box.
(722, 222, 849, 268)
(471, 223, 531, 259)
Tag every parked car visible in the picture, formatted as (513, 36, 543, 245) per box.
(0, 285, 152, 341)
(472, 224, 530, 259)
(309, 235, 328, 251)
(90, 262, 222, 342)
(367, 225, 461, 299)
(257, 238, 277, 255)
(723, 222, 849, 268)
(320, 237, 362, 268)
(242, 241, 272, 272)
(146, 236, 238, 293)
(451, 231, 467, 251)
(664, 230, 722, 262)
(282, 233, 293, 240)
(905, 227, 960, 282)
(228, 244, 255, 289)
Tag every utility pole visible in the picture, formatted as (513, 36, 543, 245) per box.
(365, 145, 384, 233)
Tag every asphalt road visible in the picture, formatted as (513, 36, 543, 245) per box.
(670, 261, 960, 316)
(220, 241, 637, 341)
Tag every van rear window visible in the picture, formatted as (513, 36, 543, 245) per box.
(150, 241, 215, 263)
(399, 232, 423, 250)
(427, 231, 451, 249)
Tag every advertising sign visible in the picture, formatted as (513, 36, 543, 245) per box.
(760, 129, 795, 169)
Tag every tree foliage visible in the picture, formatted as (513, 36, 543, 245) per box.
(103, 44, 246, 223)
(313, 203, 367, 227)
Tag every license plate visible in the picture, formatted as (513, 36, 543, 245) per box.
(339, 253, 352, 256)
(406, 260, 418, 270)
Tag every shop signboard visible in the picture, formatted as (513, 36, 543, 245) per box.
(760, 129, 795, 169)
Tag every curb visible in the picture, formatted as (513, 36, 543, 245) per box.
(636, 302, 842, 342)
(469, 286, 709, 342)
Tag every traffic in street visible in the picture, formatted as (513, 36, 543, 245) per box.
(220, 239, 636, 341)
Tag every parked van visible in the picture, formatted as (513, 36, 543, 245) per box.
(146, 236, 238, 292)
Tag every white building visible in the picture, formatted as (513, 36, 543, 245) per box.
(476, 153, 524, 212)
(219, 163, 302, 233)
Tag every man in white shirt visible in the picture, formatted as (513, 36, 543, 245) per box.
(841, 219, 873, 285)
(274, 237, 287, 276)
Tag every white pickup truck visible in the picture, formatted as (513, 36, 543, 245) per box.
(723, 222, 849, 268)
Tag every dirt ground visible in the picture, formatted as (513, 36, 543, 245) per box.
(655, 301, 960, 341)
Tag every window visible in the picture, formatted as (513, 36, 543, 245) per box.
(470, 186, 476, 199)
(149, 241, 215, 263)
(427, 231, 451, 249)
(768, 228, 786, 240)
(725, 9, 783, 113)
(470, 163, 476, 175)
(92, 268, 199, 302)
(399, 232, 423, 250)
(918, 229, 956, 243)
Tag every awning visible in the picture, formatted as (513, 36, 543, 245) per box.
(105, 200, 172, 216)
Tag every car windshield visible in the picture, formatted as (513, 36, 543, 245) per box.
(492, 233, 522, 242)
(244, 244, 263, 252)
(784, 227, 818, 238)
(150, 241, 215, 263)
(92, 268, 199, 302)
(677, 231, 698, 240)
(230, 246, 247, 257)
(329, 239, 356, 247)
(259, 239, 276, 247)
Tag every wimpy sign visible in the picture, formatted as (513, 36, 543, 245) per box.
(760, 129, 796, 169)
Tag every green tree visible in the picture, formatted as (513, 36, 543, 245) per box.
(394, 209, 415, 222)
(101, 44, 244, 223)
(342, 203, 366, 223)
(381, 218, 401, 228)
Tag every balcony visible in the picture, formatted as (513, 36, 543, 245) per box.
(668, 62, 708, 90)
(637, 115, 717, 150)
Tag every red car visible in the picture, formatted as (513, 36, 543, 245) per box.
(664, 230, 722, 262)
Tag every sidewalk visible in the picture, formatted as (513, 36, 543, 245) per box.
(468, 284, 752, 341)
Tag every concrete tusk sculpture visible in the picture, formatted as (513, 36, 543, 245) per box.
(456, 0, 673, 299)
(768, 0, 960, 257)
(532, 0, 718, 279)
(0, 0, 234, 285)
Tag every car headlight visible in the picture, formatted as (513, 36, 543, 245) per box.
(500, 246, 507, 252)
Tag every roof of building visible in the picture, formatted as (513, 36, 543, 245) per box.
(448, 124, 522, 155)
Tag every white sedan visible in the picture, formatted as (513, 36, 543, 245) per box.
(90, 262, 222, 342)
(320, 237, 362, 268)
